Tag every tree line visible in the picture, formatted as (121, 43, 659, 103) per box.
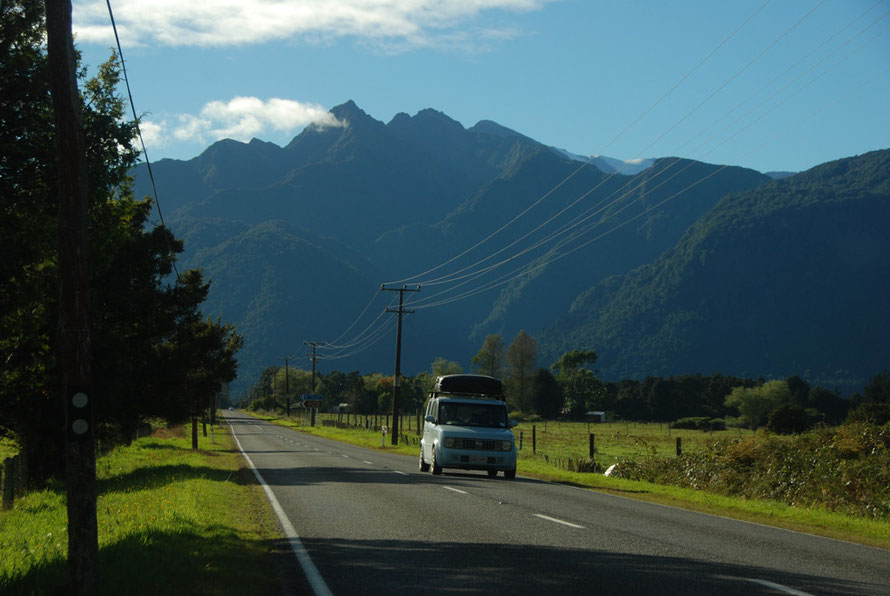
(245, 329, 890, 433)
(0, 1, 242, 486)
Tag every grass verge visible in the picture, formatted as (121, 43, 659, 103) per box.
(253, 411, 890, 550)
(0, 424, 283, 595)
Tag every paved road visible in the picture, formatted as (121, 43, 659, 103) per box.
(224, 411, 890, 595)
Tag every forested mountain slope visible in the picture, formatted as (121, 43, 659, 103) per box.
(540, 149, 890, 392)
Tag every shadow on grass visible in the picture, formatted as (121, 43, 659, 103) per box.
(0, 527, 282, 596)
(98, 463, 253, 495)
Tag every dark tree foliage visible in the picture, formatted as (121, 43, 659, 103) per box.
(864, 370, 890, 404)
(767, 404, 810, 434)
(531, 368, 563, 419)
(0, 2, 241, 481)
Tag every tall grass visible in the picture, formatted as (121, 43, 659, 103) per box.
(0, 425, 282, 595)
(616, 421, 890, 520)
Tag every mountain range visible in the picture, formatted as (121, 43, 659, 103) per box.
(132, 101, 889, 394)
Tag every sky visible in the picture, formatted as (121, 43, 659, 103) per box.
(72, 0, 890, 174)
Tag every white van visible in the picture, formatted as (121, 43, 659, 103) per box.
(419, 374, 518, 479)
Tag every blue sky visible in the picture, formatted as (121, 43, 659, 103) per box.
(73, 0, 890, 174)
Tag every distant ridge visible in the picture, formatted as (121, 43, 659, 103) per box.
(129, 101, 886, 394)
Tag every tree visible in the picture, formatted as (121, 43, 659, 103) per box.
(551, 350, 602, 419)
(531, 368, 563, 418)
(471, 334, 506, 379)
(864, 370, 890, 404)
(724, 380, 792, 429)
(0, 4, 242, 479)
(431, 357, 463, 377)
(506, 330, 537, 412)
(767, 403, 809, 434)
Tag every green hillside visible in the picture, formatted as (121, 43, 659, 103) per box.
(541, 149, 890, 391)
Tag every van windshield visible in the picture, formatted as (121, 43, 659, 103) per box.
(438, 402, 507, 428)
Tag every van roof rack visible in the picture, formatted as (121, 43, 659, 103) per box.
(431, 374, 504, 399)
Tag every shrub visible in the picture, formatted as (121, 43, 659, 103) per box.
(847, 402, 890, 425)
(673, 417, 725, 431)
(614, 422, 890, 519)
(767, 404, 809, 434)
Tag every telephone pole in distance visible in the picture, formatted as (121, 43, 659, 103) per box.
(279, 357, 291, 417)
(304, 341, 325, 426)
(382, 284, 421, 445)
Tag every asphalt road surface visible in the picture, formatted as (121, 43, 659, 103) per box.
(223, 410, 890, 595)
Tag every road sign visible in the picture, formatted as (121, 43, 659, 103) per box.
(301, 400, 322, 409)
(301, 394, 323, 401)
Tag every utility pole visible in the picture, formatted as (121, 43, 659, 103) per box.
(280, 357, 291, 417)
(382, 284, 421, 445)
(44, 0, 97, 592)
(304, 341, 324, 427)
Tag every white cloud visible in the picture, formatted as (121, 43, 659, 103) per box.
(142, 97, 345, 148)
(72, 0, 552, 50)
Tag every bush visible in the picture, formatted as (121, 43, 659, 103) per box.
(672, 417, 725, 431)
(767, 404, 809, 434)
(847, 402, 890, 425)
(618, 422, 890, 519)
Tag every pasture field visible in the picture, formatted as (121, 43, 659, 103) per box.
(0, 424, 281, 594)
(511, 420, 756, 469)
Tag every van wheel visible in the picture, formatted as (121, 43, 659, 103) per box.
(486, 470, 498, 478)
(419, 448, 430, 472)
(504, 468, 516, 480)
(431, 451, 442, 475)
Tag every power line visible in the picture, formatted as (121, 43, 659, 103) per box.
(104, 0, 179, 277)
(382, 1, 772, 289)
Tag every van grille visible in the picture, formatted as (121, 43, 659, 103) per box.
(457, 438, 497, 450)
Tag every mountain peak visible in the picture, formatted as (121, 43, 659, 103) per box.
(469, 120, 527, 140)
(330, 99, 370, 122)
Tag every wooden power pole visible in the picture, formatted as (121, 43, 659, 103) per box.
(382, 284, 420, 445)
(44, 0, 98, 592)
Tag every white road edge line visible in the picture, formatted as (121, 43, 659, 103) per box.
(229, 420, 333, 596)
(745, 579, 814, 596)
(393, 471, 409, 476)
(533, 514, 586, 529)
(443, 486, 469, 495)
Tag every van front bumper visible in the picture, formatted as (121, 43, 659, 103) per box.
(436, 446, 517, 471)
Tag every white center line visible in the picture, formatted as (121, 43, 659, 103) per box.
(745, 579, 814, 596)
(393, 471, 408, 476)
(443, 486, 469, 495)
(363, 461, 374, 465)
(342, 454, 350, 458)
(533, 514, 585, 529)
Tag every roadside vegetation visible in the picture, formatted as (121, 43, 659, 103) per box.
(0, 424, 280, 594)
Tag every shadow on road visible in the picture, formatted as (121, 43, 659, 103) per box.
(297, 537, 885, 595)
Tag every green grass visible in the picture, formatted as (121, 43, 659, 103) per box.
(254, 410, 890, 549)
(0, 425, 283, 595)
(0, 436, 18, 461)
(512, 420, 757, 464)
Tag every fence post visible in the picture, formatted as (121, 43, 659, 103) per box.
(2, 457, 15, 510)
(589, 434, 595, 459)
(676, 436, 682, 457)
(519, 431, 523, 451)
(532, 425, 537, 454)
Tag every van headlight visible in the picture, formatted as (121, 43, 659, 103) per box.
(444, 437, 457, 448)
(500, 440, 513, 451)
